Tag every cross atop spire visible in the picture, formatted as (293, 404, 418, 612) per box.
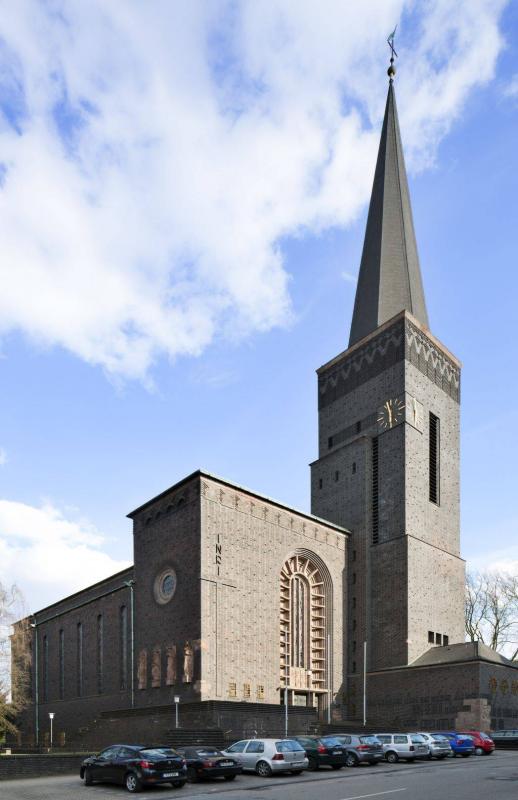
(348, 49, 429, 347)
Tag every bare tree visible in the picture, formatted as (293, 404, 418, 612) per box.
(465, 570, 518, 660)
(0, 582, 31, 740)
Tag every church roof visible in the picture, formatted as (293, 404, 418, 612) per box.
(349, 78, 429, 347)
(127, 469, 350, 534)
(410, 641, 518, 670)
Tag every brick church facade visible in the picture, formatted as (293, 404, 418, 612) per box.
(14, 70, 518, 748)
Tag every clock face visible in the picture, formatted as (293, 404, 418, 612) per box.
(378, 398, 405, 430)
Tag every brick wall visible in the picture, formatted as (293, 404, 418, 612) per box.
(0, 753, 93, 780)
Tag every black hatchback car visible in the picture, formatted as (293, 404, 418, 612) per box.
(293, 735, 348, 770)
(176, 745, 242, 782)
(80, 744, 187, 792)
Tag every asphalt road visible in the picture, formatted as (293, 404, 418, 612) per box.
(1, 751, 516, 800)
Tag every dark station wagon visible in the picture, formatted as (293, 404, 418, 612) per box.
(80, 744, 187, 793)
(176, 745, 242, 782)
(293, 735, 348, 770)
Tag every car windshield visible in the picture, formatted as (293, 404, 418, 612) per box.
(195, 749, 221, 756)
(360, 736, 380, 745)
(321, 737, 342, 746)
(411, 735, 425, 743)
(458, 736, 472, 742)
(432, 735, 449, 742)
(139, 748, 177, 758)
(276, 741, 305, 752)
(479, 733, 492, 740)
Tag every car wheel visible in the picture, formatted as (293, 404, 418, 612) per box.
(124, 772, 142, 793)
(290, 770, 303, 775)
(307, 757, 319, 771)
(171, 781, 185, 788)
(256, 761, 272, 778)
(345, 752, 359, 767)
(83, 768, 93, 786)
(386, 751, 398, 764)
(224, 775, 237, 781)
(186, 767, 199, 783)
(475, 747, 484, 756)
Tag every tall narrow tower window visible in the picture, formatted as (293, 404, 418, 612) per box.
(429, 413, 440, 505)
(59, 629, 65, 700)
(372, 437, 379, 544)
(120, 605, 128, 691)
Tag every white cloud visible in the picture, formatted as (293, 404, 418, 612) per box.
(502, 73, 518, 99)
(0, 1, 508, 379)
(0, 499, 131, 612)
(0, 448, 7, 466)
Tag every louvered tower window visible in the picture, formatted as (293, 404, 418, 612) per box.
(372, 437, 379, 544)
(429, 413, 440, 505)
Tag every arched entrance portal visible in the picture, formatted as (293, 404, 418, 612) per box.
(280, 552, 332, 715)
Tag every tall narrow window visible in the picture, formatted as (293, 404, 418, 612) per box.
(280, 554, 330, 695)
(77, 623, 83, 697)
(120, 606, 128, 691)
(97, 614, 104, 694)
(372, 436, 379, 544)
(59, 629, 65, 700)
(42, 635, 48, 702)
(429, 413, 440, 504)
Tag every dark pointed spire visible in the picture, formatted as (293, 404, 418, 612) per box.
(348, 67, 429, 347)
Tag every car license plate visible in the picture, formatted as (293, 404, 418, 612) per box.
(333, 749, 343, 755)
(162, 772, 178, 778)
(219, 761, 233, 767)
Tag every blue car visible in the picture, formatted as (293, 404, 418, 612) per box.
(435, 733, 475, 757)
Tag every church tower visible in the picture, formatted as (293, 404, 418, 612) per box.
(310, 64, 465, 699)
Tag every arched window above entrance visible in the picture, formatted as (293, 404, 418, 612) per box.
(280, 553, 329, 696)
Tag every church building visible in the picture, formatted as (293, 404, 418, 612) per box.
(14, 65, 518, 749)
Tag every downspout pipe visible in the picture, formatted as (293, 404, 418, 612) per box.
(29, 619, 39, 747)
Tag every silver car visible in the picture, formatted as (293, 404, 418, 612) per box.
(375, 733, 429, 763)
(417, 732, 452, 759)
(221, 738, 309, 777)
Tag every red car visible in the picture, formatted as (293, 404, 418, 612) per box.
(460, 731, 495, 755)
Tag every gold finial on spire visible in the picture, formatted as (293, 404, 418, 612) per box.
(387, 26, 398, 80)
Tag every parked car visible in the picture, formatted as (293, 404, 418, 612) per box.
(459, 731, 495, 756)
(492, 729, 518, 746)
(176, 746, 242, 782)
(80, 744, 187, 792)
(292, 735, 349, 770)
(417, 733, 452, 759)
(435, 733, 475, 757)
(221, 738, 308, 777)
(323, 734, 384, 766)
(375, 733, 429, 763)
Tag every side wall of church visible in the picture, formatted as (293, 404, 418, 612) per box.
(17, 569, 134, 747)
(198, 476, 348, 715)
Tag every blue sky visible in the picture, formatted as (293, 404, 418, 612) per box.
(0, 1, 517, 611)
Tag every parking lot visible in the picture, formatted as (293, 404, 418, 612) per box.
(0, 751, 516, 800)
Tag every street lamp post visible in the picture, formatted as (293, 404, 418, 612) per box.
(174, 695, 180, 729)
(49, 713, 55, 749)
